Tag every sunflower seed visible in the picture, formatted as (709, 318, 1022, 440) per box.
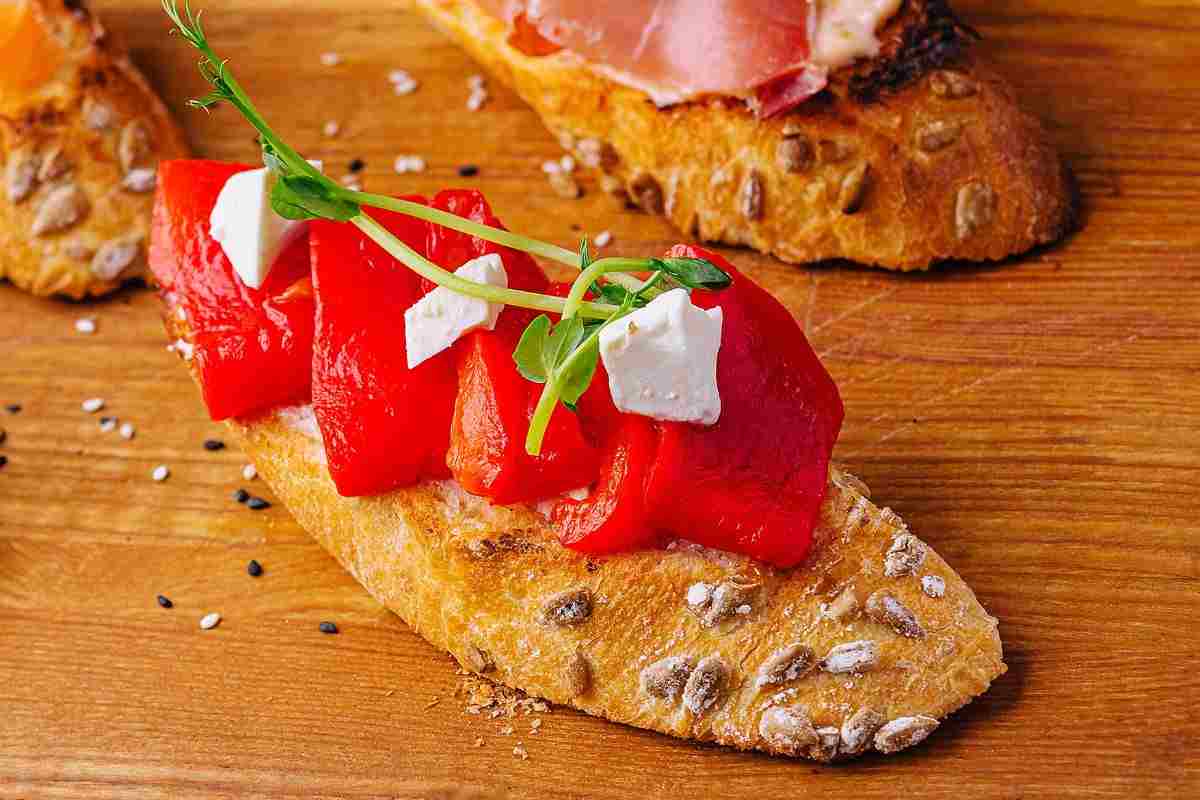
(630, 173, 664, 214)
(640, 655, 693, 702)
(540, 588, 592, 626)
(738, 171, 764, 220)
(874, 715, 939, 753)
(823, 585, 860, 622)
(838, 163, 871, 214)
(122, 168, 157, 193)
(5, 147, 39, 203)
(820, 640, 879, 674)
(91, 237, 141, 280)
(756, 643, 816, 687)
(758, 706, 818, 754)
(118, 119, 152, 172)
(682, 655, 728, 716)
(884, 533, 927, 577)
(916, 120, 963, 152)
(776, 135, 814, 173)
(32, 185, 87, 235)
(930, 71, 977, 99)
(866, 590, 925, 639)
(692, 580, 754, 627)
(37, 145, 72, 181)
(922, 575, 946, 598)
(956, 182, 995, 240)
(839, 707, 885, 756)
(809, 727, 841, 762)
(565, 650, 591, 697)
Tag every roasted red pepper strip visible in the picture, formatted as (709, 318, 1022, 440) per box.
(643, 245, 844, 567)
(440, 194, 597, 504)
(309, 202, 458, 496)
(148, 160, 315, 421)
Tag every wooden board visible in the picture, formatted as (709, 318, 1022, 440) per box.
(1, 1, 1197, 797)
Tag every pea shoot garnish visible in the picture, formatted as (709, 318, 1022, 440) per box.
(163, 1, 732, 455)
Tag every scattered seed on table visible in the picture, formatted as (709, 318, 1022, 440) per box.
(81, 397, 105, 413)
(242, 464, 257, 481)
(119, 422, 135, 440)
(199, 612, 221, 630)
(99, 416, 117, 432)
(151, 464, 170, 482)
(393, 155, 426, 174)
(247, 559, 263, 577)
(594, 230, 613, 248)
(75, 317, 97, 334)
(157, 595, 173, 609)
(319, 621, 338, 634)
(388, 69, 418, 95)
(247, 497, 271, 510)
(234, 488, 250, 503)
(0, 429, 7, 444)
(348, 158, 365, 173)
(319, 51, 341, 67)
(0, 455, 7, 469)
(322, 120, 341, 138)
(5, 405, 21, 414)
(457, 164, 479, 177)
(203, 439, 225, 451)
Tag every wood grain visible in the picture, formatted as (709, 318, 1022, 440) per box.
(1, 1, 1197, 797)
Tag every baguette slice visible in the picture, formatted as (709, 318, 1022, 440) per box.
(414, 0, 1074, 271)
(0, 0, 190, 298)
(210, 397, 1005, 761)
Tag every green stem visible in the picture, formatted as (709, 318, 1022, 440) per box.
(342, 191, 580, 268)
(351, 214, 619, 319)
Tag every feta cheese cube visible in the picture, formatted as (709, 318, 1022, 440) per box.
(404, 254, 508, 369)
(598, 288, 723, 425)
(208, 161, 321, 289)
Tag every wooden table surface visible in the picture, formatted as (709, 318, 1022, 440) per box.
(2, 1, 1198, 797)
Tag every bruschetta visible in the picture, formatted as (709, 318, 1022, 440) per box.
(414, 0, 1075, 270)
(0, 0, 189, 299)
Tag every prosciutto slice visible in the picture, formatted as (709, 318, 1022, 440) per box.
(477, 0, 820, 106)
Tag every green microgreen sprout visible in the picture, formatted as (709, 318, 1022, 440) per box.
(163, 0, 732, 455)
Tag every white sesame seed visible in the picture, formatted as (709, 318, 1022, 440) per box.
(393, 155, 426, 174)
(388, 69, 419, 95)
(559, 155, 576, 173)
(75, 317, 96, 334)
(466, 87, 488, 111)
(119, 422, 135, 440)
(242, 463, 258, 481)
(81, 397, 105, 413)
(319, 52, 342, 67)
(541, 160, 562, 175)
(99, 417, 117, 433)
(151, 464, 169, 482)
(199, 612, 221, 630)
(467, 73, 485, 89)
(322, 120, 341, 138)
(593, 230, 613, 248)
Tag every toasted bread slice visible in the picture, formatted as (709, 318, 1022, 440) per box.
(415, 0, 1074, 271)
(0, 0, 190, 299)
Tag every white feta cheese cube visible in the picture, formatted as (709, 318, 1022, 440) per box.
(404, 254, 508, 369)
(598, 288, 723, 425)
(208, 161, 322, 289)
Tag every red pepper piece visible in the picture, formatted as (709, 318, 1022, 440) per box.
(309, 203, 458, 496)
(448, 310, 600, 504)
(644, 245, 844, 567)
(148, 160, 315, 422)
(426, 189, 548, 295)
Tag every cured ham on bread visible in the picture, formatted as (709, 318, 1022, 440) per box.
(0, 0, 189, 298)
(415, 0, 1075, 270)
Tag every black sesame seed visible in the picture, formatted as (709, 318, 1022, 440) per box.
(234, 488, 250, 503)
(100, 416, 114, 425)
(5, 404, 20, 414)
(348, 158, 365, 173)
(247, 496, 271, 510)
(247, 559, 263, 577)
(319, 621, 339, 634)
(0, 429, 6, 445)
(457, 164, 479, 177)
(157, 595, 173, 608)
(0, 455, 7, 469)
(203, 439, 225, 451)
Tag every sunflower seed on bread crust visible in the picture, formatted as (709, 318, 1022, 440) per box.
(874, 715, 940, 753)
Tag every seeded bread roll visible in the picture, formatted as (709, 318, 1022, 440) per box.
(208, 396, 1005, 761)
(0, 0, 190, 299)
(414, 0, 1074, 271)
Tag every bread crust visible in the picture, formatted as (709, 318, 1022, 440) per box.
(0, 0, 190, 299)
(216, 401, 1005, 760)
(415, 0, 1074, 271)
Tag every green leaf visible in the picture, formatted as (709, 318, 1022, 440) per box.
(513, 315, 553, 384)
(558, 338, 599, 408)
(270, 174, 358, 221)
(650, 257, 732, 290)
